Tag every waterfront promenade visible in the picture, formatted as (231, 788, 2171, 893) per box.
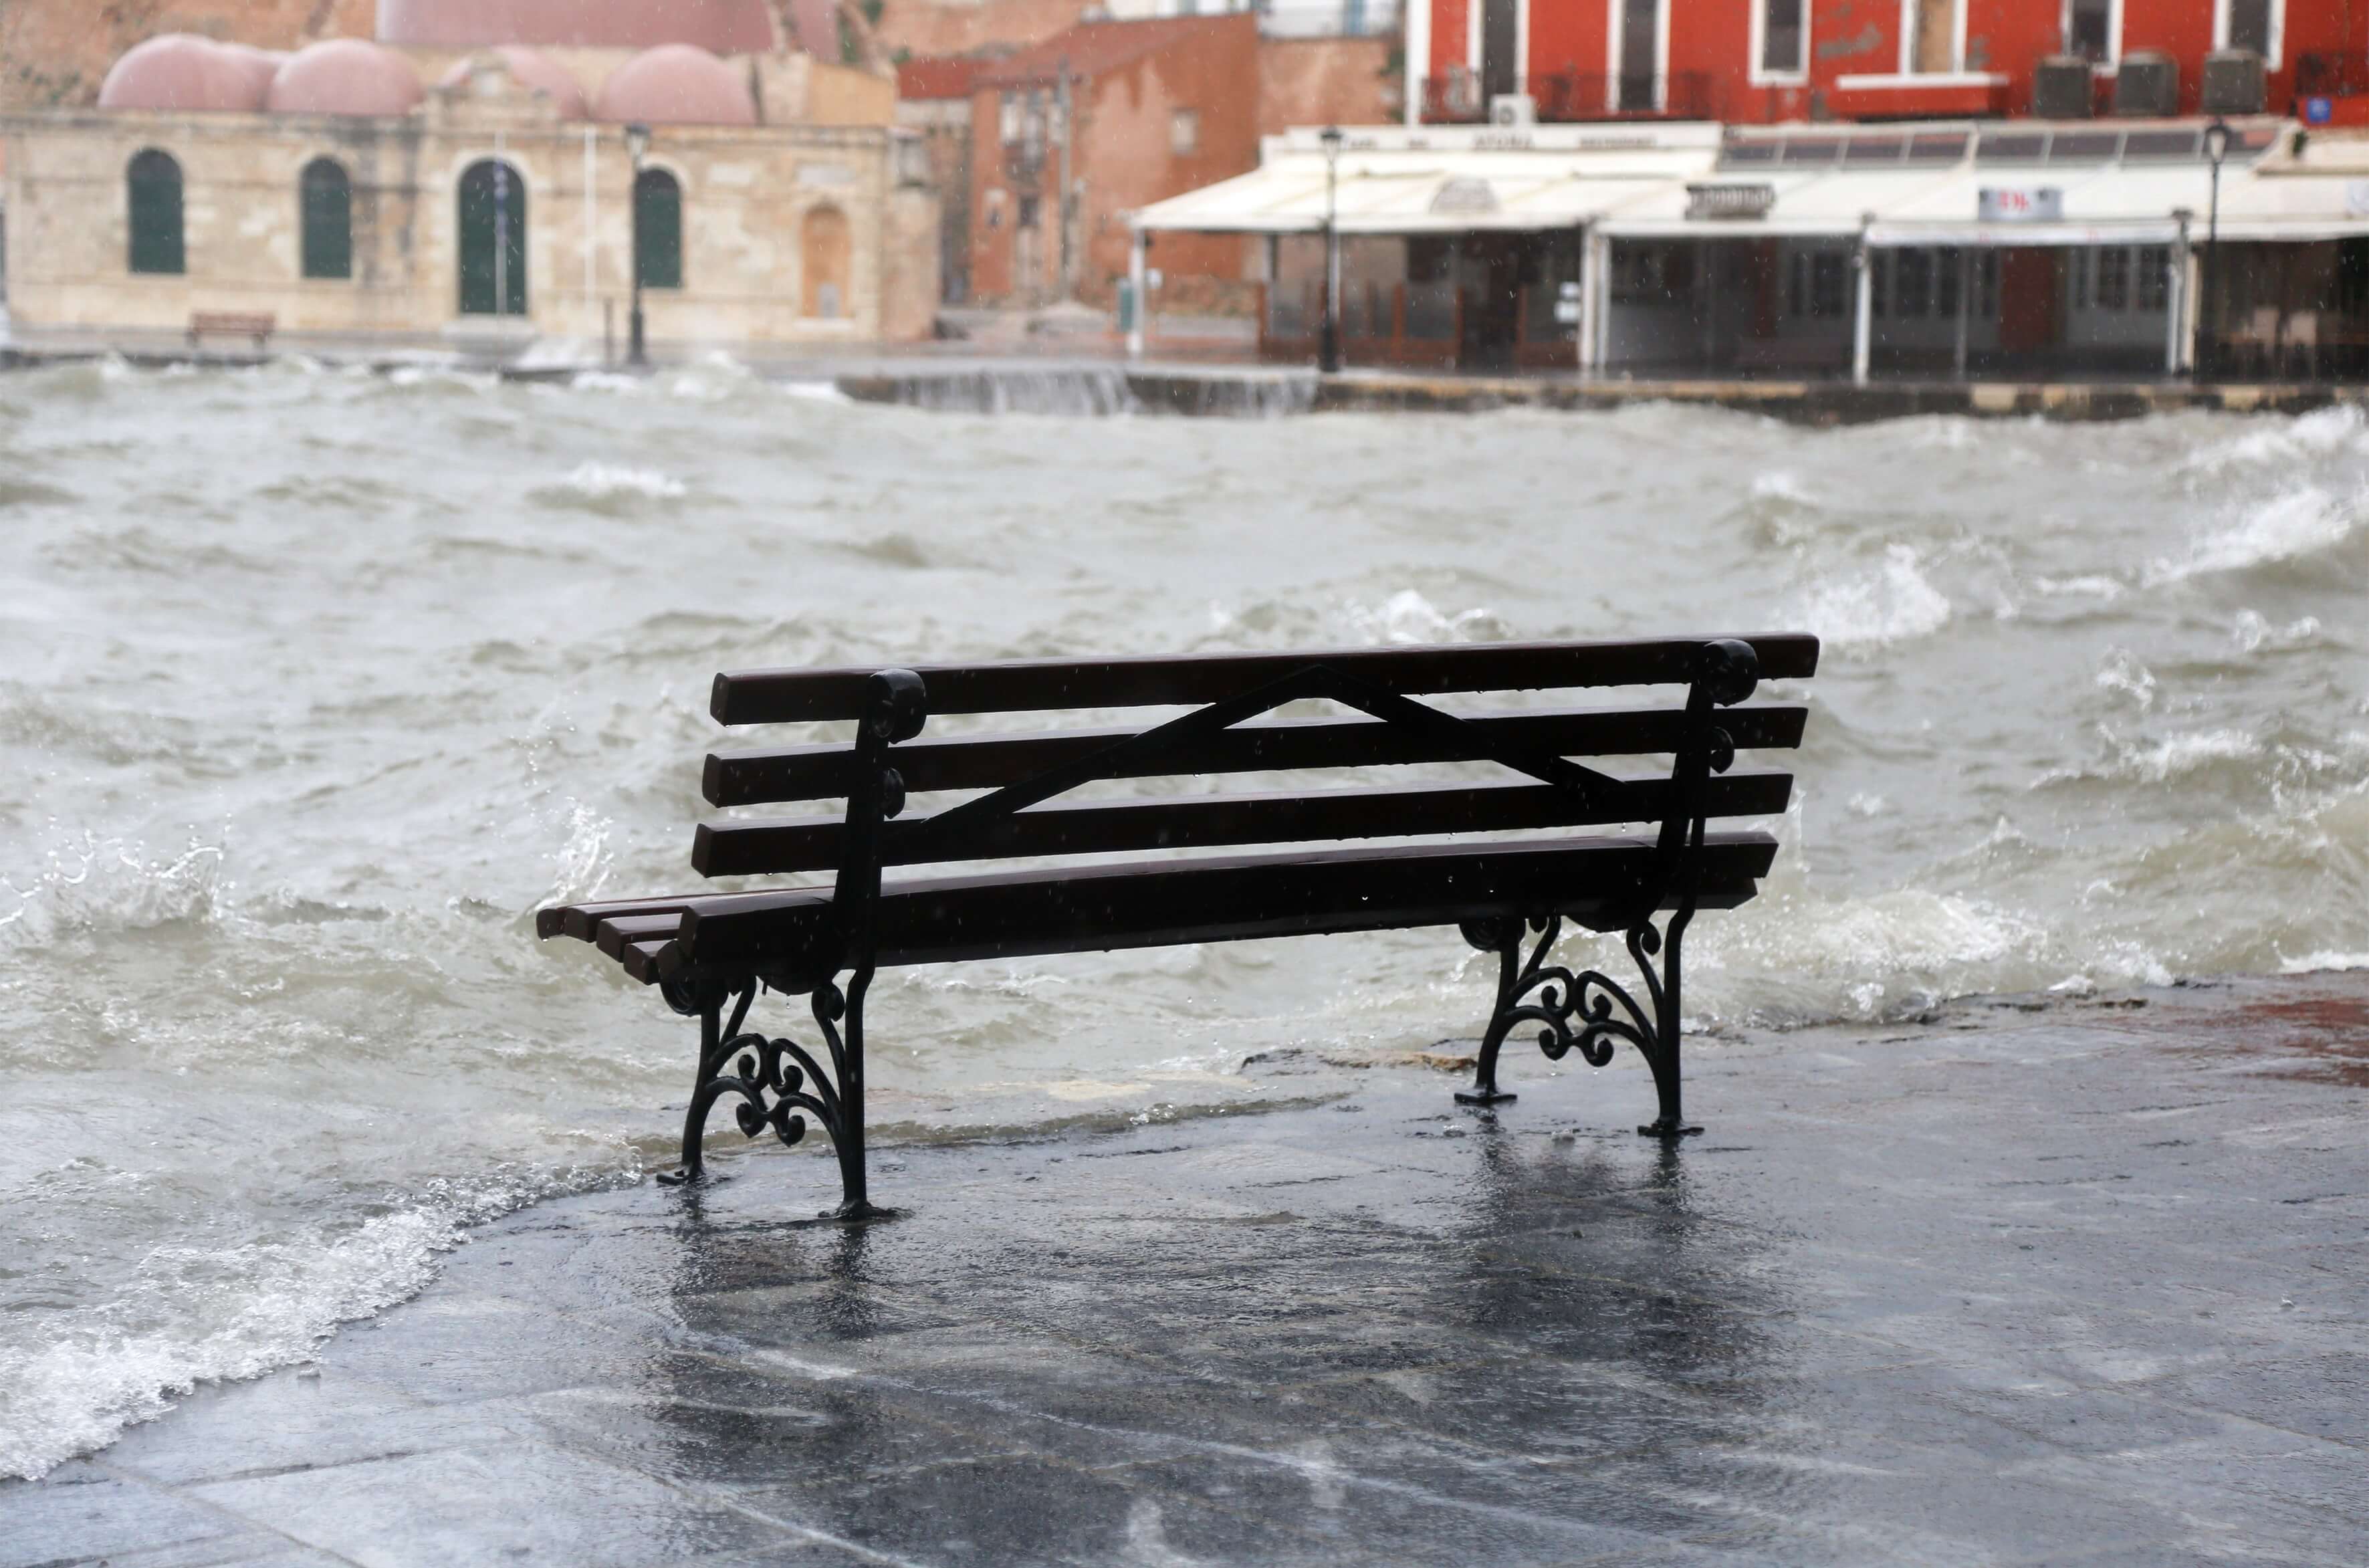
(9, 974, 2363, 1567)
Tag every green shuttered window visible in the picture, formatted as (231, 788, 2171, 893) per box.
(302, 158, 352, 280)
(635, 169, 683, 291)
(457, 160, 528, 316)
(127, 150, 184, 276)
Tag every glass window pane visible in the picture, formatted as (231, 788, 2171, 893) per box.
(1761, 0, 1803, 73)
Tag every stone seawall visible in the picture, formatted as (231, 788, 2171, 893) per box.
(840, 364, 2369, 424)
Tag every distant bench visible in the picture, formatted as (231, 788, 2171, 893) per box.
(540, 637, 1819, 1217)
(186, 312, 275, 351)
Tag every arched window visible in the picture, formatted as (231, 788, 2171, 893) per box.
(126, 149, 184, 276)
(801, 205, 850, 320)
(634, 168, 682, 291)
(457, 160, 527, 316)
(300, 158, 352, 280)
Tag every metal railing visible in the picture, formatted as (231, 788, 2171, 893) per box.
(2295, 51, 2368, 100)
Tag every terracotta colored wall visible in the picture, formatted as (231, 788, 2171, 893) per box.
(1256, 37, 1395, 134)
(1077, 18, 1261, 306)
(1430, 0, 1471, 78)
(873, 0, 1093, 60)
(1419, 0, 2369, 124)
(1527, 0, 1606, 82)
(0, 0, 376, 110)
(967, 16, 1263, 309)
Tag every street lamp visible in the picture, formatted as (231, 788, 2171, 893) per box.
(1319, 124, 1343, 375)
(2198, 118, 2231, 380)
(626, 121, 652, 369)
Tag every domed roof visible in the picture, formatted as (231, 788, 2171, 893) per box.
(267, 39, 425, 117)
(378, 0, 778, 53)
(218, 43, 291, 102)
(437, 46, 588, 118)
(593, 44, 756, 126)
(98, 34, 272, 113)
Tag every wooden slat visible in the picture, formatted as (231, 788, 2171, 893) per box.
(711, 635, 1822, 725)
(537, 895, 695, 941)
(621, 939, 675, 985)
(691, 770, 1794, 877)
(595, 913, 685, 960)
(675, 832, 1780, 972)
(704, 703, 1811, 807)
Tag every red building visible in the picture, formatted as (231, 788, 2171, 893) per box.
(1405, 0, 2368, 126)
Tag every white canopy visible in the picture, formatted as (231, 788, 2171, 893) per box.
(1131, 124, 1720, 236)
(1135, 119, 2369, 249)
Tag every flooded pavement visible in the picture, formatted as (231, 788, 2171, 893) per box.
(7, 358, 2367, 1478)
(11, 974, 2362, 1567)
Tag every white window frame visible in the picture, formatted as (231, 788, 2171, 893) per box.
(1750, 0, 1811, 84)
(1896, 0, 1966, 74)
(2213, 0, 2283, 65)
(2061, 0, 2124, 67)
(1606, 0, 1673, 110)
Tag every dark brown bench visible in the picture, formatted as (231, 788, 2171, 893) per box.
(540, 636, 1818, 1217)
(187, 311, 275, 351)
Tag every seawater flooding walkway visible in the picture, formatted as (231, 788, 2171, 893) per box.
(8, 975, 2363, 1567)
(7, 338, 2368, 423)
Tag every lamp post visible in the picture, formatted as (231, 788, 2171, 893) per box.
(2198, 118, 2231, 381)
(626, 121, 651, 369)
(1319, 124, 1343, 374)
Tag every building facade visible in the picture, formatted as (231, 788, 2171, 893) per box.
(1405, 0, 2369, 127)
(899, 13, 1393, 309)
(2, 1, 941, 349)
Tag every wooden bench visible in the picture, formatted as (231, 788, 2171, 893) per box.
(540, 636, 1819, 1217)
(186, 312, 275, 351)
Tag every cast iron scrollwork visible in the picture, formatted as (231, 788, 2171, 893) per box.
(659, 968, 880, 1217)
(1454, 902, 1702, 1138)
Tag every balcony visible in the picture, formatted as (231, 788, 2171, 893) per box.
(2295, 51, 2369, 124)
(1420, 72, 1720, 124)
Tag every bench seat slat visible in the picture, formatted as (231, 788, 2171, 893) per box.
(540, 895, 707, 943)
(595, 912, 687, 960)
(673, 831, 1778, 972)
(705, 703, 1811, 807)
(711, 635, 1822, 725)
(692, 770, 1795, 877)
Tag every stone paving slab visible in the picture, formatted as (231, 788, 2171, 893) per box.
(5, 974, 2365, 1567)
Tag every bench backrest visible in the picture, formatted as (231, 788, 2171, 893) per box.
(689, 638, 1815, 937)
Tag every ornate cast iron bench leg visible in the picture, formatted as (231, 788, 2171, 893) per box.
(656, 968, 880, 1218)
(1453, 883, 1705, 1139)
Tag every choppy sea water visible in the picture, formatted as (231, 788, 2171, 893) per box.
(3, 354, 2364, 1477)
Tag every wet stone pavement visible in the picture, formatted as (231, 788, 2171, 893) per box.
(9, 974, 2366, 1567)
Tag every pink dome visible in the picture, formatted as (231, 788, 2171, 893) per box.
(218, 44, 290, 102)
(378, 0, 778, 53)
(437, 47, 588, 118)
(98, 35, 271, 113)
(593, 44, 756, 126)
(267, 40, 425, 117)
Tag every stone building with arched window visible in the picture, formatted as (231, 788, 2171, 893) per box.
(0, 0, 941, 349)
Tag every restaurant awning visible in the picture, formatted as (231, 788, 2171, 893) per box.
(1135, 119, 2369, 249)
(1130, 124, 1722, 236)
(1596, 122, 2369, 247)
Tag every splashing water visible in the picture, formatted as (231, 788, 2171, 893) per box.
(1, 368, 2364, 1476)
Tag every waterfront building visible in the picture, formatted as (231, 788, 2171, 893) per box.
(0, 0, 941, 351)
(898, 8, 1395, 308)
(1134, 0, 2369, 376)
